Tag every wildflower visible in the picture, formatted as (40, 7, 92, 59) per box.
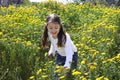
(80, 76, 84, 79)
(88, 62, 97, 70)
(36, 69, 42, 75)
(41, 75, 48, 78)
(96, 76, 109, 80)
(59, 76, 65, 79)
(55, 65, 64, 71)
(75, 44, 79, 47)
(37, 47, 40, 50)
(44, 52, 48, 56)
(84, 45, 89, 49)
(104, 78, 109, 80)
(43, 69, 47, 71)
(81, 60, 86, 65)
(56, 65, 60, 68)
(0, 32, 3, 35)
(92, 52, 97, 58)
(72, 70, 81, 76)
(96, 76, 104, 80)
(3, 38, 7, 41)
(116, 53, 120, 59)
(118, 66, 120, 68)
(26, 41, 32, 46)
(82, 37, 85, 41)
(55, 68, 62, 73)
(101, 52, 106, 55)
(107, 59, 113, 62)
(89, 65, 96, 70)
(16, 40, 19, 43)
(93, 62, 97, 66)
(29, 76, 35, 80)
(82, 77, 87, 80)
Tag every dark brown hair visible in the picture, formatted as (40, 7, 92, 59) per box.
(42, 13, 66, 47)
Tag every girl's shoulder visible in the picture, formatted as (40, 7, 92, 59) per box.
(65, 32, 71, 40)
(66, 32, 70, 37)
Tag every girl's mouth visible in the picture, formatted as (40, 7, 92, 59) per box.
(52, 32, 57, 34)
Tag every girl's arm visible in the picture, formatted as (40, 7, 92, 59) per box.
(64, 34, 73, 67)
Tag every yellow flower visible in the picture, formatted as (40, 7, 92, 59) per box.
(26, 41, 32, 46)
(82, 78, 87, 80)
(55, 68, 62, 73)
(81, 60, 86, 65)
(96, 76, 109, 80)
(37, 47, 40, 50)
(88, 62, 97, 70)
(16, 40, 19, 43)
(101, 52, 106, 55)
(41, 75, 48, 78)
(118, 66, 120, 68)
(29, 76, 35, 80)
(36, 69, 42, 75)
(116, 53, 120, 59)
(93, 62, 97, 66)
(72, 70, 81, 76)
(3, 38, 7, 41)
(89, 65, 96, 70)
(82, 37, 85, 41)
(96, 76, 103, 80)
(104, 78, 109, 80)
(84, 45, 89, 49)
(44, 52, 48, 57)
(0, 32, 3, 35)
(56, 65, 64, 70)
(59, 76, 65, 79)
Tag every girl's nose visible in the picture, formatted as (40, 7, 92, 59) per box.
(52, 30, 56, 33)
(52, 29, 56, 32)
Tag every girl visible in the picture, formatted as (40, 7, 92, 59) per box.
(42, 13, 78, 80)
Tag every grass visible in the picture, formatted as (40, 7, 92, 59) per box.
(0, 1, 120, 80)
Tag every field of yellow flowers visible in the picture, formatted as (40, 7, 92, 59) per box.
(0, 1, 120, 80)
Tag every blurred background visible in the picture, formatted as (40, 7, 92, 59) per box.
(0, 0, 120, 7)
(0, 0, 120, 80)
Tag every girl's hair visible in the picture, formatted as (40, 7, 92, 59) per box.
(42, 13, 66, 47)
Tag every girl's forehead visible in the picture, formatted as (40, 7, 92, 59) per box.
(48, 22, 60, 26)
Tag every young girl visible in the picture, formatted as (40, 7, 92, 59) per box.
(42, 13, 78, 80)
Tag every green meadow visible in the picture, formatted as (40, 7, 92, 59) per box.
(0, 1, 120, 80)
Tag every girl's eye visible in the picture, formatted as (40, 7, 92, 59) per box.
(55, 27, 59, 29)
(48, 26, 59, 29)
(48, 27, 53, 29)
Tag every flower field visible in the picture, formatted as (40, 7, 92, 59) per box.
(0, 1, 120, 80)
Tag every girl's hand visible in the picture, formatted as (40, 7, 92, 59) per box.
(49, 54, 53, 59)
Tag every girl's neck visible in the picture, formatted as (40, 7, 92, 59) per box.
(52, 36, 57, 39)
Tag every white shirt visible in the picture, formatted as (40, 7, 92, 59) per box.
(48, 32, 77, 67)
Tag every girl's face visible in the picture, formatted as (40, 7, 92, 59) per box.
(47, 22, 60, 38)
